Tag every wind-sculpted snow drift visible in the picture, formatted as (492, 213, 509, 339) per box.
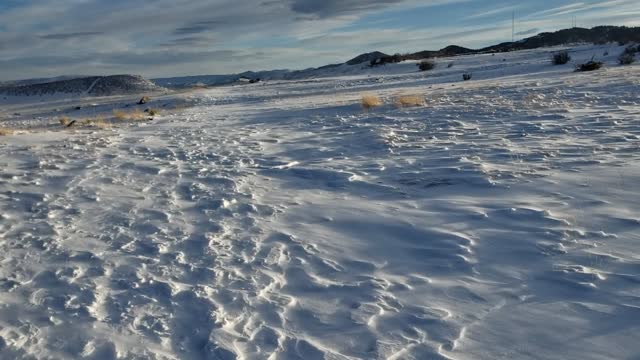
(0, 44, 639, 359)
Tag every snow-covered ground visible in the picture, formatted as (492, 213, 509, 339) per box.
(0, 44, 639, 359)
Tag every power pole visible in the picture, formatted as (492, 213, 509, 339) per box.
(512, 11, 515, 42)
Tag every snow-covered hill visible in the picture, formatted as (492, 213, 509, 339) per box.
(0, 75, 165, 97)
(0, 44, 639, 359)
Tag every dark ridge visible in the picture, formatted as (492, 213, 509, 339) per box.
(346, 51, 390, 65)
(88, 75, 164, 96)
(349, 25, 640, 66)
(0, 75, 165, 97)
(481, 26, 640, 53)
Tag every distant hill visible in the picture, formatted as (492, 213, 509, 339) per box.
(481, 26, 640, 53)
(155, 25, 640, 88)
(10, 25, 636, 91)
(152, 70, 291, 89)
(0, 75, 165, 97)
(0, 75, 89, 88)
(349, 25, 640, 66)
(346, 52, 389, 65)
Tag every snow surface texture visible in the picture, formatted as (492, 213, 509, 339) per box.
(0, 44, 639, 359)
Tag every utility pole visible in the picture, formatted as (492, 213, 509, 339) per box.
(512, 11, 515, 42)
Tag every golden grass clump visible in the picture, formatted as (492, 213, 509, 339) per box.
(146, 108, 160, 116)
(113, 109, 147, 121)
(89, 118, 112, 129)
(361, 94, 383, 109)
(394, 94, 426, 108)
(59, 116, 73, 127)
(75, 117, 111, 130)
(0, 127, 15, 136)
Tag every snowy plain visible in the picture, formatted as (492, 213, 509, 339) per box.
(0, 44, 639, 359)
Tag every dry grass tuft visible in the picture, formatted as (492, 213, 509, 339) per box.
(89, 118, 112, 129)
(113, 109, 147, 121)
(0, 127, 15, 136)
(394, 94, 425, 108)
(112, 110, 126, 120)
(59, 116, 73, 127)
(146, 108, 160, 116)
(73, 117, 111, 130)
(361, 94, 384, 109)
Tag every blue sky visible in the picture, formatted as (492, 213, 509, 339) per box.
(0, 0, 638, 80)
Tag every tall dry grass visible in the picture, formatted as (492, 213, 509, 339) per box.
(394, 94, 425, 108)
(0, 127, 15, 136)
(113, 109, 147, 121)
(361, 94, 383, 109)
(59, 116, 73, 127)
(88, 118, 112, 129)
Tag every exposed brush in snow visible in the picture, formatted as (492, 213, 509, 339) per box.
(618, 46, 637, 65)
(623, 45, 639, 55)
(59, 116, 73, 127)
(145, 108, 160, 116)
(394, 94, 425, 108)
(417, 60, 436, 72)
(463, 73, 473, 81)
(618, 53, 636, 65)
(552, 51, 571, 65)
(113, 109, 147, 121)
(576, 60, 604, 72)
(0, 127, 14, 136)
(361, 94, 383, 109)
(86, 118, 112, 129)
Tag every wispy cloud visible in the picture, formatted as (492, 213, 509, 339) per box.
(39, 31, 103, 40)
(515, 28, 539, 36)
(465, 5, 519, 20)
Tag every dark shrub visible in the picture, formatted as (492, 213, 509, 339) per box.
(623, 45, 638, 55)
(552, 51, 571, 65)
(417, 60, 435, 72)
(447, 62, 454, 68)
(463, 73, 472, 81)
(370, 53, 405, 67)
(576, 61, 604, 72)
(618, 53, 636, 65)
